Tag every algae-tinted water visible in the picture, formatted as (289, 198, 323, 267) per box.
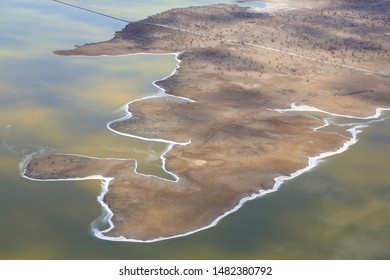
(0, 0, 388, 259)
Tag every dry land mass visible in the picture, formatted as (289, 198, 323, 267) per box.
(24, 0, 390, 241)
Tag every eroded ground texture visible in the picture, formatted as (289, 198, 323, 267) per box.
(24, 0, 390, 241)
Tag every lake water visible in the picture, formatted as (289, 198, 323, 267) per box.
(1, 0, 389, 259)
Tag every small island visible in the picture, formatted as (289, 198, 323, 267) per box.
(23, 0, 390, 241)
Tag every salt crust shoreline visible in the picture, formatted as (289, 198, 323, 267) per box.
(21, 50, 390, 242)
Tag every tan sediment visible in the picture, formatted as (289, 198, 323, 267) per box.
(26, 0, 390, 241)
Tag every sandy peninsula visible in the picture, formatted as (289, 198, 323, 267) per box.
(24, 0, 390, 241)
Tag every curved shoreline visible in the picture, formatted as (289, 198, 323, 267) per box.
(274, 103, 390, 120)
(96, 107, 390, 243)
(103, 53, 194, 145)
(21, 96, 390, 243)
(21, 51, 192, 241)
(22, 2, 390, 242)
(104, 52, 390, 242)
(21, 111, 388, 243)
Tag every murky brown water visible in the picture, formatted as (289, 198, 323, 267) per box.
(1, 0, 389, 259)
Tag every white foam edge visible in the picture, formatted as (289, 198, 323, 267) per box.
(20, 104, 390, 243)
(22, 51, 196, 241)
(92, 143, 179, 239)
(94, 52, 195, 145)
(20, 149, 180, 184)
(21, 51, 192, 182)
(34, 51, 390, 242)
(273, 103, 390, 120)
(20, 148, 181, 238)
(91, 105, 390, 243)
(93, 130, 361, 243)
(270, 104, 390, 136)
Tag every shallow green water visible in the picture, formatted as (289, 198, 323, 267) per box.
(0, 0, 389, 259)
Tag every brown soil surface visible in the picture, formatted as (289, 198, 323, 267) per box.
(25, 0, 390, 241)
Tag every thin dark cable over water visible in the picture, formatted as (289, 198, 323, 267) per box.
(52, 0, 132, 23)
